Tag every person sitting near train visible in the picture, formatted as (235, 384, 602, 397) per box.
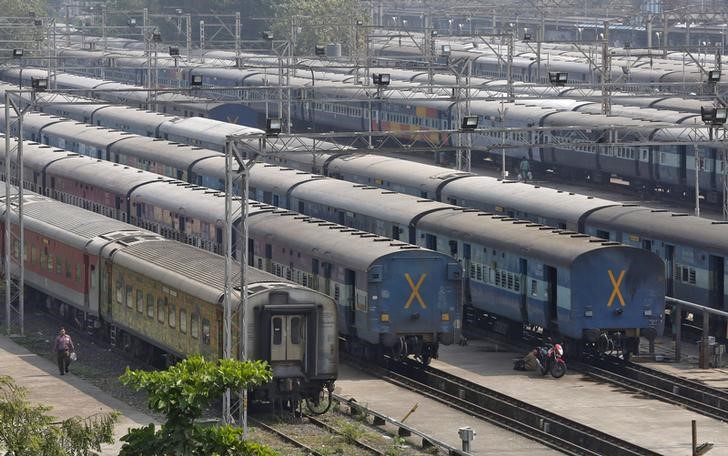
(54, 326, 75, 376)
(513, 347, 547, 375)
(518, 156, 533, 182)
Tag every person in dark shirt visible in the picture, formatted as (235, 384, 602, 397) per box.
(53, 327, 75, 375)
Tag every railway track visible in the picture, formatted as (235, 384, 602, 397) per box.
(577, 356, 728, 422)
(250, 415, 386, 456)
(345, 354, 661, 456)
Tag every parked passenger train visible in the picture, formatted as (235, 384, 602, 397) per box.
(5, 105, 721, 339)
(3, 65, 723, 204)
(0, 184, 338, 406)
(0, 136, 460, 364)
(0, 117, 667, 356)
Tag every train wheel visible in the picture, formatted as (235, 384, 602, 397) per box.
(305, 389, 332, 415)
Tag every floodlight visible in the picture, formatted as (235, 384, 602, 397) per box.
(128, 18, 136, 26)
(523, 32, 532, 41)
(441, 44, 451, 56)
(262, 31, 274, 40)
(701, 106, 728, 125)
(169, 46, 180, 56)
(12, 49, 23, 58)
(708, 70, 721, 83)
(152, 31, 162, 42)
(34, 19, 42, 27)
(314, 45, 325, 56)
(190, 74, 203, 86)
(372, 73, 390, 86)
(266, 118, 282, 135)
(548, 72, 568, 86)
(461, 116, 479, 130)
(31, 77, 48, 91)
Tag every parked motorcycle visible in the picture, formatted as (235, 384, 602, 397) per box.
(513, 343, 567, 378)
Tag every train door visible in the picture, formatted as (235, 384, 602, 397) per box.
(678, 146, 687, 187)
(322, 262, 332, 295)
(265, 244, 273, 273)
(544, 265, 558, 330)
(312, 258, 320, 290)
(709, 255, 725, 310)
(345, 269, 356, 326)
(519, 259, 528, 323)
(270, 315, 306, 363)
(248, 238, 254, 266)
(463, 243, 472, 303)
(664, 244, 675, 296)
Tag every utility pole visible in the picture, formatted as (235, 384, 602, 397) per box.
(601, 21, 611, 116)
(235, 12, 241, 68)
(186, 14, 192, 64)
(4, 91, 32, 337)
(200, 20, 205, 64)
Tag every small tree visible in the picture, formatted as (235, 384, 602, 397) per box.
(119, 355, 276, 456)
(0, 375, 119, 456)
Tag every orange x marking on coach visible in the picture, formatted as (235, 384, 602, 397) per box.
(607, 269, 626, 307)
(404, 273, 428, 309)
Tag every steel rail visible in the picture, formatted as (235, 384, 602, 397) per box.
(579, 357, 728, 422)
(345, 355, 661, 456)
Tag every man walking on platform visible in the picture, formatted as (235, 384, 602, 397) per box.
(54, 327, 74, 375)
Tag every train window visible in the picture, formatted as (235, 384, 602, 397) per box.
(272, 317, 282, 345)
(126, 286, 133, 309)
(116, 280, 124, 304)
(449, 240, 458, 256)
(65, 260, 72, 279)
(168, 305, 176, 328)
(56, 257, 62, 275)
(48, 254, 54, 272)
(290, 317, 301, 345)
(334, 285, 340, 301)
(157, 298, 166, 324)
(470, 264, 475, 279)
(476, 265, 482, 281)
(531, 280, 537, 296)
(689, 269, 696, 285)
(76, 265, 82, 284)
(31, 246, 38, 266)
(201, 319, 210, 345)
(136, 291, 144, 313)
(180, 310, 187, 334)
(191, 314, 199, 339)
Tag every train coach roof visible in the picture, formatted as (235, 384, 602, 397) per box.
(289, 178, 453, 226)
(417, 209, 624, 267)
(41, 120, 134, 148)
(158, 117, 263, 147)
(111, 240, 287, 303)
(112, 136, 222, 171)
(0, 188, 148, 248)
(585, 206, 728, 256)
(248, 211, 434, 270)
(440, 178, 616, 224)
(326, 154, 472, 197)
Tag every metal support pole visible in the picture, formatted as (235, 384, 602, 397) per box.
(102, 5, 107, 52)
(675, 303, 682, 362)
(222, 139, 233, 424)
(723, 146, 728, 220)
(695, 143, 701, 217)
(506, 35, 514, 101)
(235, 12, 241, 68)
(700, 311, 710, 369)
(3, 94, 26, 337)
(536, 41, 541, 83)
(65, 5, 70, 47)
(200, 20, 205, 64)
(186, 14, 192, 64)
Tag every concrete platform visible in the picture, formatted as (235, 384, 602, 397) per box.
(335, 363, 562, 455)
(432, 339, 728, 456)
(0, 335, 156, 455)
(636, 336, 728, 391)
